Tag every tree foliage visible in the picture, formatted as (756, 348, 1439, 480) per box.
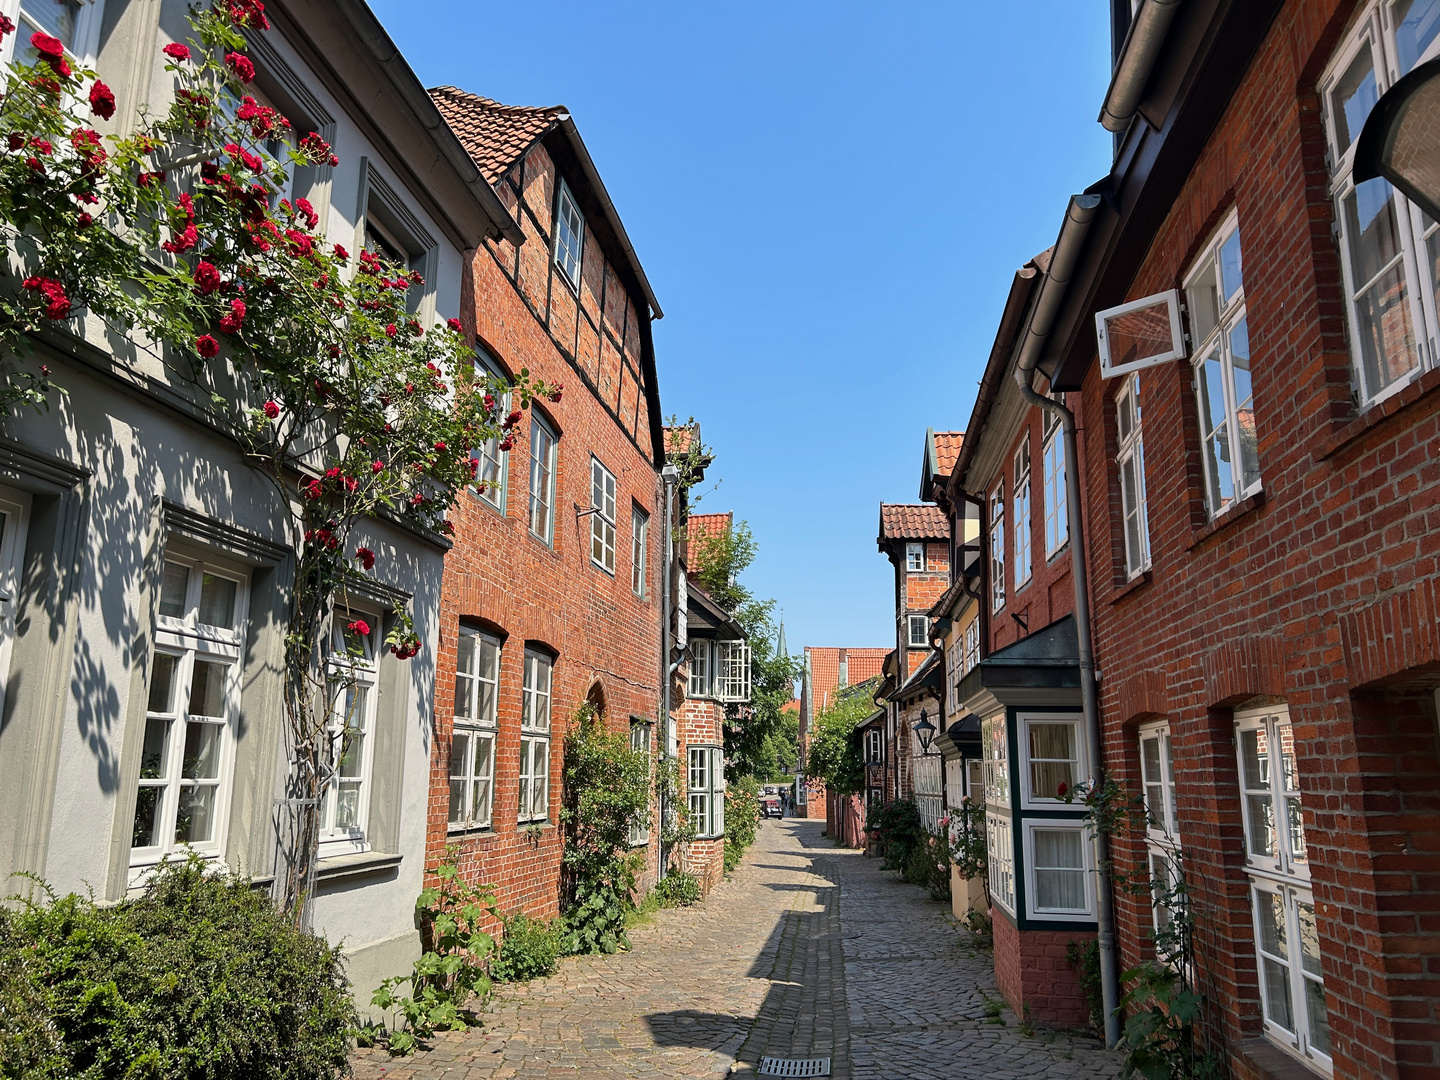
(804, 683, 875, 798)
(0, 8, 556, 919)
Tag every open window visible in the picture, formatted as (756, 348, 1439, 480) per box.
(715, 640, 751, 703)
(1095, 290, 1186, 379)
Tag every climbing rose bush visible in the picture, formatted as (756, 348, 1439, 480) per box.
(0, 5, 558, 917)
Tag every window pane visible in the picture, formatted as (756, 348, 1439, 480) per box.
(1395, 0, 1440, 74)
(1029, 722, 1075, 761)
(174, 784, 216, 844)
(132, 787, 163, 848)
(1219, 228, 1244, 303)
(198, 574, 236, 629)
(1229, 319, 1260, 490)
(148, 654, 178, 714)
(337, 728, 364, 779)
(159, 562, 189, 618)
(450, 732, 469, 780)
(1331, 43, 1379, 151)
(1258, 889, 1287, 954)
(1034, 828, 1083, 869)
(1263, 956, 1295, 1031)
(189, 660, 227, 718)
(532, 739, 549, 818)
(1196, 347, 1234, 509)
(1297, 900, 1322, 976)
(1247, 794, 1276, 857)
(1344, 181, 1420, 398)
(140, 716, 170, 779)
(181, 721, 222, 780)
(1036, 869, 1086, 910)
(20, 0, 84, 52)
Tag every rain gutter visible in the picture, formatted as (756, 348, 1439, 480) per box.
(1099, 0, 1184, 133)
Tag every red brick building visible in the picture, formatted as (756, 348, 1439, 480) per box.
(938, 0, 1440, 1075)
(876, 504, 951, 828)
(797, 646, 887, 820)
(425, 89, 666, 919)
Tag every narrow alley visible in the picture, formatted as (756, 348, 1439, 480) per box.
(353, 821, 1120, 1080)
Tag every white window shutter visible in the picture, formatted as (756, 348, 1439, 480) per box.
(738, 642, 752, 701)
(1095, 289, 1186, 379)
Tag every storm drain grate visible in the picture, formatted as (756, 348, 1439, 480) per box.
(758, 1058, 831, 1078)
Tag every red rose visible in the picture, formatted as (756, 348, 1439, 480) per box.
(193, 261, 222, 295)
(29, 138, 51, 155)
(76, 212, 92, 227)
(547, 383, 564, 403)
(24, 157, 42, 173)
(385, 323, 397, 338)
(371, 460, 384, 474)
(0, 15, 14, 37)
(333, 244, 349, 262)
(162, 223, 198, 254)
(354, 546, 376, 570)
(263, 400, 280, 419)
(136, 170, 165, 187)
(7, 132, 22, 151)
(346, 619, 371, 638)
(88, 81, 116, 120)
(162, 43, 191, 62)
(224, 52, 255, 83)
(446, 317, 463, 333)
(1056, 781, 1068, 799)
(219, 297, 246, 334)
(195, 335, 219, 358)
(22, 276, 70, 320)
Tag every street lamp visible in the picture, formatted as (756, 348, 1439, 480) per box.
(913, 709, 938, 757)
(1355, 55, 1440, 222)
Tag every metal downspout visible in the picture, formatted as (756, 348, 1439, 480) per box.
(658, 464, 679, 882)
(1011, 191, 1118, 1049)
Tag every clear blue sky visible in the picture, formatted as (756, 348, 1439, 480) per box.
(372, 1, 1116, 654)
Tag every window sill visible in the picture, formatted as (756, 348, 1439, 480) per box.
(1186, 491, 1264, 552)
(447, 824, 496, 839)
(1110, 568, 1152, 604)
(1316, 364, 1440, 462)
(589, 558, 616, 577)
(315, 850, 402, 883)
(468, 488, 506, 516)
(1238, 1038, 1327, 1080)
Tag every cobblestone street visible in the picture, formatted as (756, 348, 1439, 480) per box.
(352, 820, 1121, 1080)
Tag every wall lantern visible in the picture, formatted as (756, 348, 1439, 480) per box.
(1355, 55, 1440, 223)
(913, 709, 938, 757)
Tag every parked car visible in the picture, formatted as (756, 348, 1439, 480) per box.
(760, 793, 784, 818)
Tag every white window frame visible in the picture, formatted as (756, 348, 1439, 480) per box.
(471, 348, 510, 513)
(518, 649, 552, 823)
(989, 486, 1005, 612)
(1235, 704, 1329, 1073)
(1042, 419, 1069, 557)
(963, 617, 981, 675)
(320, 612, 380, 854)
(449, 626, 500, 832)
(590, 457, 617, 574)
(981, 713, 1010, 810)
(528, 414, 557, 544)
(0, 485, 31, 724)
(905, 542, 925, 572)
(1094, 289, 1187, 379)
(631, 506, 649, 598)
(131, 548, 248, 875)
(1116, 373, 1151, 577)
(1251, 879, 1332, 1072)
(1024, 819, 1096, 920)
(1013, 440, 1032, 589)
(629, 720, 652, 846)
(986, 808, 1016, 916)
(1185, 210, 1261, 517)
(554, 179, 584, 290)
(715, 640, 752, 703)
(865, 728, 883, 764)
(3, 0, 106, 66)
(1321, 0, 1440, 411)
(1138, 721, 1182, 951)
(688, 744, 725, 839)
(1018, 713, 1087, 810)
(687, 638, 712, 698)
(907, 614, 929, 648)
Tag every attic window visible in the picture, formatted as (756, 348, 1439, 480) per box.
(554, 180, 584, 289)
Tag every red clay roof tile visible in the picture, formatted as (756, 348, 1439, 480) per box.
(428, 86, 565, 185)
(879, 503, 950, 541)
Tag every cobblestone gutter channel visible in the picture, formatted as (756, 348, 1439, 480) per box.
(351, 821, 1119, 1080)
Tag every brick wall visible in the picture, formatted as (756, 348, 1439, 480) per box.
(992, 910, 1094, 1029)
(428, 137, 662, 924)
(675, 696, 726, 891)
(1069, 2, 1440, 1077)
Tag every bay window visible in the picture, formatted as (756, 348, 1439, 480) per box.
(1186, 211, 1259, 516)
(1021, 716, 1084, 807)
(133, 549, 247, 869)
(1013, 440, 1032, 589)
(1027, 823, 1091, 915)
(981, 714, 1014, 914)
(519, 649, 552, 823)
(688, 744, 725, 839)
(449, 626, 500, 830)
(321, 613, 379, 852)
(1322, 0, 1440, 409)
(963, 618, 980, 674)
(688, 638, 711, 697)
(1116, 373, 1150, 576)
(1236, 705, 1329, 1072)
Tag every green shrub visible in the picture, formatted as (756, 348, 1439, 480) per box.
(962, 907, 994, 948)
(0, 858, 354, 1080)
(904, 834, 952, 902)
(559, 706, 651, 956)
(489, 911, 562, 983)
(868, 797, 924, 871)
(723, 776, 761, 872)
(367, 849, 495, 1055)
(1066, 939, 1103, 1035)
(653, 871, 701, 908)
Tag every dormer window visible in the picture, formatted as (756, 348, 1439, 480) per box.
(554, 180, 584, 289)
